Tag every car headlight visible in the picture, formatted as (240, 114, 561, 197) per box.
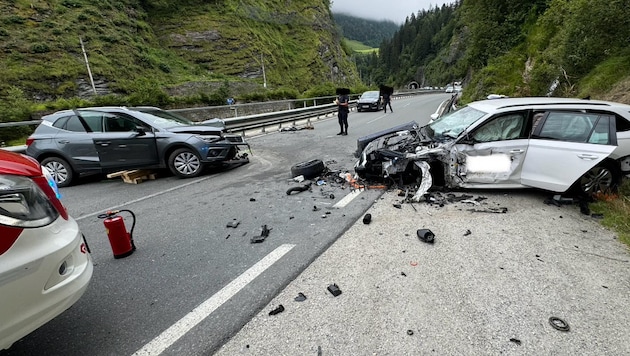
(0, 174, 59, 228)
(195, 135, 222, 143)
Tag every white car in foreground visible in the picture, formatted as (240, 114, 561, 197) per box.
(0, 150, 93, 350)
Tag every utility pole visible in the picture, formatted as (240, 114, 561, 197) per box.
(79, 37, 97, 95)
(261, 53, 267, 88)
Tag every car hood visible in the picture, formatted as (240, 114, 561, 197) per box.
(358, 97, 379, 103)
(166, 126, 223, 135)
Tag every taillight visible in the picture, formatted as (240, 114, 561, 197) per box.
(0, 174, 59, 228)
(25, 137, 35, 147)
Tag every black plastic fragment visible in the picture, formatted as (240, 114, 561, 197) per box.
(268, 305, 285, 316)
(417, 229, 435, 243)
(509, 338, 521, 345)
(463, 229, 472, 236)
(327, 283, 342, 296)
(226, 220, 240, 228)
(549, 317, 570, 331)
(313, 205, 320, 211)
(393, 203, 402, 209)
(407, 330, 414, 336)
(250, 198, 256, 202)
(251, 225, 271, 243)
(363, 213, 372, 224)
(294, 292, 307, 302)
(286, 184, 311, 195)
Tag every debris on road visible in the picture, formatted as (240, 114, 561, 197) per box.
(549, 317, 570, 332)
(463, 229, 472, 236)
(251, 225, 271, 244)
(417, 229, 435, 243)
(107, 169, 157, 184)
(294, 293, 307, 302)
(468, 207, 508, 214)
(363, 213, 372, 224)
(327, 283, 342, 297)
(407, 330, 414, 336)
(226, 220, 240, 228)
(291, 159, 325, 179)
(286, 184, 311, 195)
(268, 305, 285, 316)
(509, 338, 522, 345)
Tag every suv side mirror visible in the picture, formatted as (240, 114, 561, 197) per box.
(134, 126, 147, 136)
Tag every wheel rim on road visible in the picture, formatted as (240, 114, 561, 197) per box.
(581, 166, 613, 194)
(174, 152, 200, 175)
(44, 161, 68, 184)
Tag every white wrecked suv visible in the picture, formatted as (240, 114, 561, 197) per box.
(355, 97, 630, 196)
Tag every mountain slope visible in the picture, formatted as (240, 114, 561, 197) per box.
(0, 0, 359, 103)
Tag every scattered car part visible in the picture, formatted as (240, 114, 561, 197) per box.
(313, 205, 320, 211)
(393, 203, 402, 209)
(268, 305, 285, 316)
(250, 225, 271, 244)
(468, 207, 508, 213)
(291, 159, 325, 179)
(286, 184, 311, 195)
(363, 213, 372, 224)
(294, 293, 307, 302)
(417, 229, 435, 243)
(327, 284, 342, 297)
(294, 175, 305, 183)
(549, 317, 570, 332)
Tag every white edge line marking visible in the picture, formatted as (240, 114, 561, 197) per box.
(367, 115, 387, 124)
(75, 176, 212, 221)
(333, 189, 363, 208)
(132, 243, 296, 356)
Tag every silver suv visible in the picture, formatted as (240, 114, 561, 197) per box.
(26, 107, 249, 187)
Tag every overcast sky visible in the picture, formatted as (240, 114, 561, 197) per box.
(331, 0, 453, 24)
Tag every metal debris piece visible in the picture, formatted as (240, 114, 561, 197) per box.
(251, 225, 271, 243)
(294, 292, 307, 302)
(363, 213, 372, 224)
(549, 317, 570, 332)
(468, 207, 508, 214)
(268, 305, 285, 316)
(226, 220, 240, 228)
(286, 184, 311, 195)
(417, 229, 435, 243)
(327, 283, 342, 297)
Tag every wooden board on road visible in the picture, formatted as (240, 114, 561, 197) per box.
(106, 169, 157, 184)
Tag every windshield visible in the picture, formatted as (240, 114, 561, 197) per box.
(427, 106, 487, 139)
(133, 109, 194, 129)
(361, 92, 379, 99)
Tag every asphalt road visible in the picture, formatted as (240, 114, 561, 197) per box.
(1, 93, 453, 355)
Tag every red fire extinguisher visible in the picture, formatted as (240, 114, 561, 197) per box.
(98, 209, 136, 259)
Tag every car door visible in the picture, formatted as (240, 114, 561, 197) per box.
(452, 112, 530, 188)
(91, 112, 159, 170)
(53, 114, 101, 173)
(520, 111, 617, 192)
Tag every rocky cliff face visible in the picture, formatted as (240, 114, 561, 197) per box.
(0, 0, 358, 101)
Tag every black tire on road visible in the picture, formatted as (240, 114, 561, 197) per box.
(577, 160, 621, 195)
(41, 156, 74, 187)
(168, 148, 204, 178)
(291, 159, 325, 179)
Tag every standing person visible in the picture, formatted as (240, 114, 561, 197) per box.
(381, 85, 393, 113)
(335, 88, 350, 135)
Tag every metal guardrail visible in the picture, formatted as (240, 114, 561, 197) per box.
(0, 90, 435, 154)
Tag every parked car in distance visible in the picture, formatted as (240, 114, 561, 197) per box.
(445, 86, 454, 93)
(357, 91, 383, 112)
(355, 97, 630, 195)
(0, 149, 92, 350)
(26, 107, 250, 187)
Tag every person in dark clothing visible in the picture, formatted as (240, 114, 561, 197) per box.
(336, 88, 350, 135)
(380, 85, 393, 113)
